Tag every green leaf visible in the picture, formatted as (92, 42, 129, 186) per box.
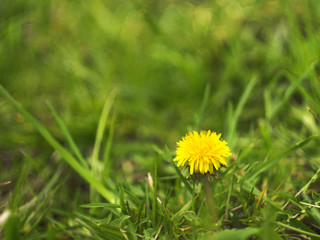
(143, 228, 157, 240)
(3, 213, 21, 240)
(211, 228, 260, 240)
(119, 183, 127, 215)
(80, 203, 121, 208)
(111, 215, 131, 228)
(172, 200, 192, 221)
(259, 226, 283, 240)
(75, 213, 125, 240)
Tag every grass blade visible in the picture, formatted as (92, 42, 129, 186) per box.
(195, 83, 210, 131)
(153, 157, 158, 225)
(276, 221, 320, 239)
(90, 88, 117, 201)
(80, 203, 121, 209)
(102, 107, 117, 178)
(46, 101, 89, 169)
(227, 76, 258, 146)
(164, 146, 193, 194)
(211, 228, 261, 240)
(119, 183, 127, 215)
(0, 84, 115, 203)
(248, 134, 316, 182)
(270, 61, 316, 120)
(92, 89, 117, 162)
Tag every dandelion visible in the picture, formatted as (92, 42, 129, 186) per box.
(174, 130, 231, 175)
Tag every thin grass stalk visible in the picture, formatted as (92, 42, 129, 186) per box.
(203, 175, 218, 225)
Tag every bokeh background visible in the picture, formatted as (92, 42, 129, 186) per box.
(2, 0, 320, 190)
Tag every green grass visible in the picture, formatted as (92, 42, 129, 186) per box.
(1, 0, 320, 239)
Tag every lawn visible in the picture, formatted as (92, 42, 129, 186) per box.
(1, 0, 320, 239)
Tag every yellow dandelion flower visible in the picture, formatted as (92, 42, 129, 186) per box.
(174, 130, 231, 175)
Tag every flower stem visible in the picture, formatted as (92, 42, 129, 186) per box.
(203, 175, 218, 224)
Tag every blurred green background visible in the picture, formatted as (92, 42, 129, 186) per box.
(1, 0, 320, 199)
(1, 0, 320, 238)
(1, 0, 320, 196)
(1, 0, 318, 147)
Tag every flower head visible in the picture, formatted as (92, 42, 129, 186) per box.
(174, 130, 231, 175)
